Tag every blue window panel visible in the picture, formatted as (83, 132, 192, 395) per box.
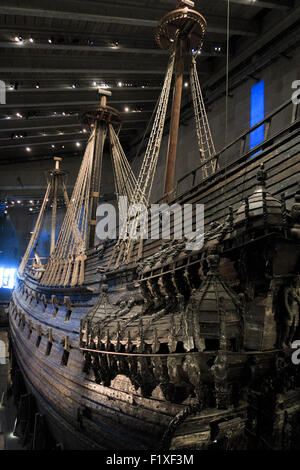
(0, 267, 16, 289)
(250, 80, 265, 153)
(0, 202, 5, 218)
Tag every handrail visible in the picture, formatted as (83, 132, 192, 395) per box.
(80, 347, 282, 358)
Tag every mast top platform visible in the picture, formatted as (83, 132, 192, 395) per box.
(155, 0, 207, 51)
(81, 87, 121, 126)
(49, 156, 66, 176)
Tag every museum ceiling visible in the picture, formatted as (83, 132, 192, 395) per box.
(0, 0, 299, 165)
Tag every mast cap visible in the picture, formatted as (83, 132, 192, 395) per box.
(156, 2, 207, 51)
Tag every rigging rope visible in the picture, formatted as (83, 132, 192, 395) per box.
(18, 179, 52, 277)
(190, 56, 217, 178)
(41, 130, 96, 286)
(109, 124, 145, 206)
(107, 51, 176, 267)
(222, 0, 230, 211)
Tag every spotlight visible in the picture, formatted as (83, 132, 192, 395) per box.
(124, 106, 129, 112)
(26, 147, 31, 152)
(117, 81, 123, 87)
(75, 142, 81, 147)
(16, 113, 23, 118)
(29, 37, 34, 43)
(35, 82, 40, 89)
(17, 200, 21, 204)
(51, 145, 55, 148)
(184, 82, 189, 87)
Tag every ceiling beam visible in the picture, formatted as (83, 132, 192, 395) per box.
(0, 112, 152, 125)
(0, 42, 226, 58)
(0, 138, 86, 150)
(0, 42, 168, 56)
(0, 66, 192, 76)
(0, 5, 258, 37)
(218, 0, 293, 10)
(0, 99, 157, 109)
(6, 86, 163, 93)
(0, 123, 81, 133)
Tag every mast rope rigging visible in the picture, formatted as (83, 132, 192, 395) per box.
(41, 130, 96, 286)
(107, 50, 176, 268)
(109, 124, 145, 207)
(190, 55, 217, 178)
(18, 158, 69, 278)
(108, 49, 218, 267)
(18, 180, 52, 278)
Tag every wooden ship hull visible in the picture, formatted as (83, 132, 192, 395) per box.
(8, 1, 300, 451)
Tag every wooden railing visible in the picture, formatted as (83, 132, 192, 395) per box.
(156, 98, 299, 204)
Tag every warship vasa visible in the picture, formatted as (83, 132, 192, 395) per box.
(9, 0, 300, 450)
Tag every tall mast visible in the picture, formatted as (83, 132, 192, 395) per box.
(19, 157, 67, 277)
(82, 88, 121, 249)
(50, 157, 62, 254)
(156, 0, 207, 201)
